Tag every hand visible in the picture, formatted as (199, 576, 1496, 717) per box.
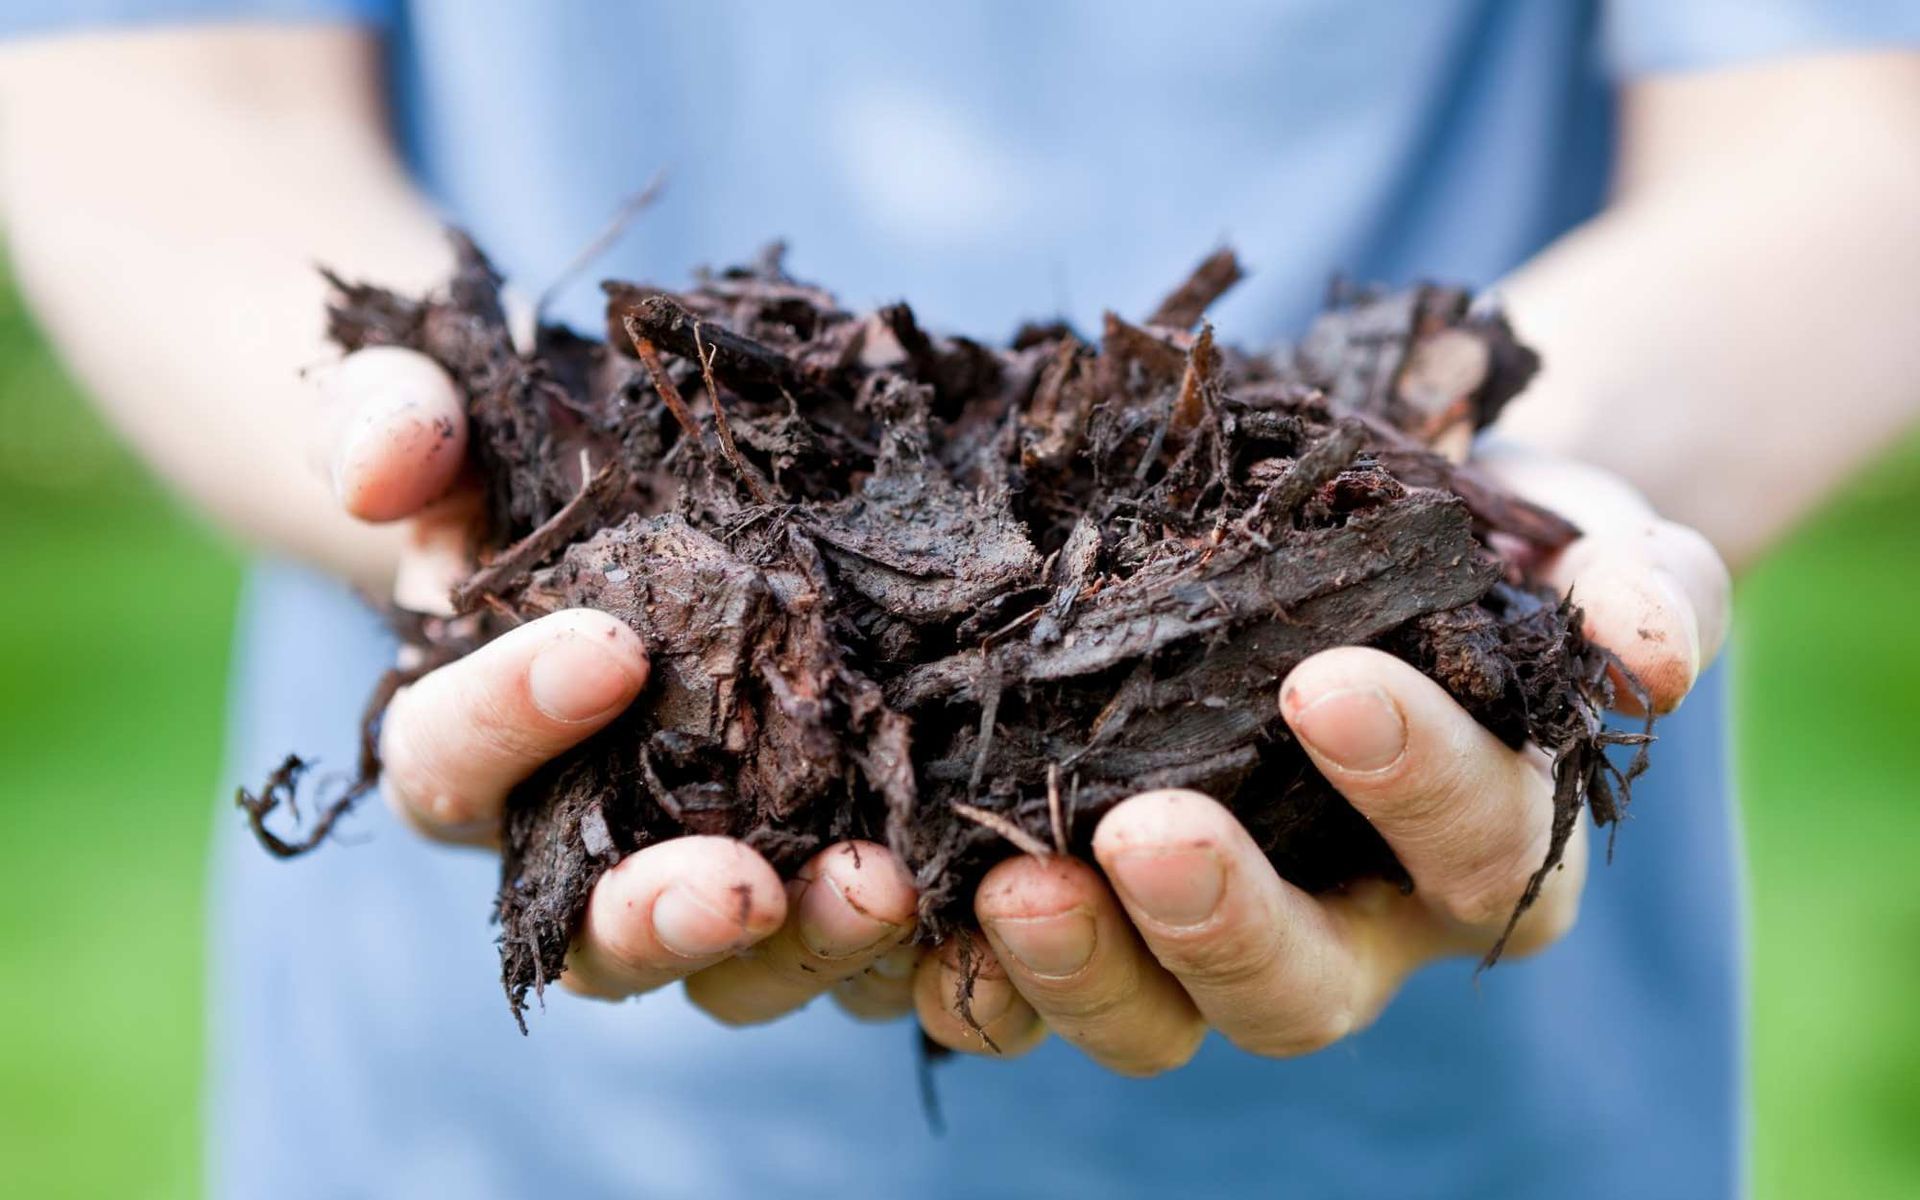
(317, 346, 921, 1023)
(913, 447, 1731, 1073)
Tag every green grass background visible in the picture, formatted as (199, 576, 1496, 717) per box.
(0, 267, 1914, 1199)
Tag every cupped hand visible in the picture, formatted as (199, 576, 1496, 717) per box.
(915, 446, 1730, 1074)
(318, 346, 919, 1023)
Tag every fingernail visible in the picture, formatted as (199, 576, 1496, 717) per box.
(1288, 685, 1406, 773)
(652, 886, 753, 958)
(529, 630, 639, 722)
(939, 960, 1012, 1025)
(797, 875, 900, 960)
(1108, 849, 1225, 927)
(987, 910, 1096, 978)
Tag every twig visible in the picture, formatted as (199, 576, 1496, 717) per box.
(535, 170, 666, 319)
(1147, 247, 1244, 329)
(982, 606, 1043, 644)
(1046, 763, 1068, 856)
(1172, 323, 1216, 433)
(621, 293, 806, 395)
(693, 322, 771, 504)
(237, 656, 442, 857)
(951, 801, 1052, 859)
(479, 593, 524, 626)
(623, 318, 703, 442)
(236, 756, 365, 857)
(967, 683, 1002, 793)
(914, 1036, 948, 1135)
(951, 930, 1002, 1053)
(450, 460, 625, 614)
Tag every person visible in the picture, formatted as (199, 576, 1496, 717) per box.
(2, 3, 1915, 1196)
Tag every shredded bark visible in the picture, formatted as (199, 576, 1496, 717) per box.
(249, 237, 1651, 1027)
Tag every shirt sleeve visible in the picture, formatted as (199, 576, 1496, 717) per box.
(1, 0, 394, 41)
(1605, 0, 1920, 77)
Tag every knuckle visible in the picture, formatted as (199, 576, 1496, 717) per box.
(1296, 1006, 1359, 1054)
(1421, 769, 1550, 929)
(1038, 969, 1138, 1024)
(1160, 926, 1279, 993)
(1440, 866, 1532, 931)
(467, 680, 562, 762)
(1107, 1020, 1206, 1078)
(682, 976, 768, 1028)
(1212, 936, 1368, 1059)
(1235, 1003, 1356, 1059)
(1438, 821, 1547, 930)
(1418, 733, 1501, 810)
(765, 941, 862, 990)
(1362, 741, 1484, 833)
(833, 978, 912, 1023)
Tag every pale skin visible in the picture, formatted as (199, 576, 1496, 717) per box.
(2, 27, 1915, 1071)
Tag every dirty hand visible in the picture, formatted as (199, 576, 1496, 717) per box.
(318, 346, 920, 1022)
(910, 445, 1730, 1074)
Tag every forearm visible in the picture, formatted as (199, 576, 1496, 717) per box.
(0, 25, 450, 588)
(1494, 51, 1920, 572)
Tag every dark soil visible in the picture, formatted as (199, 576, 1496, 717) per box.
(241, 235, 1649, 1029)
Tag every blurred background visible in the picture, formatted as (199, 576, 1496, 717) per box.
(0, 250, 1914, 1198)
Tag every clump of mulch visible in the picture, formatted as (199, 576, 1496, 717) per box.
(242, 236, 1649, 1029)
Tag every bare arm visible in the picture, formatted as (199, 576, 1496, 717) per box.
(8, 36, 1910, 582)
(0, 24, 934, 1028)
(0, 25, 450, 589)
(2, 25, 1872, 1062)
(1497, 50, 1920, 571)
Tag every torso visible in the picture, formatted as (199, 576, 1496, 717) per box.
(211, 4, 1740, 1196)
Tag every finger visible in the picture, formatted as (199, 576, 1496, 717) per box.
(976, 855, 1205, 1077)
(1645, 519, 1730, 666)
(318, 345, 469, 523)
(1280, 647, 1585, 944)
(912, 936, 1048, 1058)
(832, 943, 921, 1022)
(1544, 533, 1700, 715)
(1478, 450, 1730, 712)
(562, 836, 787, 999)
(391, 486, 484, 616)
(1092, 789, 1405, 1057)
(685, 841, 918, 1026)
(1548, 523, 1729, 713)
(379, 609, 648, 842)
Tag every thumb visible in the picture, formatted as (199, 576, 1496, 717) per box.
(1476, 446, 1729, 715)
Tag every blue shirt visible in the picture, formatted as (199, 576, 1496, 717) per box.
(9, 3, 1917, 1197)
